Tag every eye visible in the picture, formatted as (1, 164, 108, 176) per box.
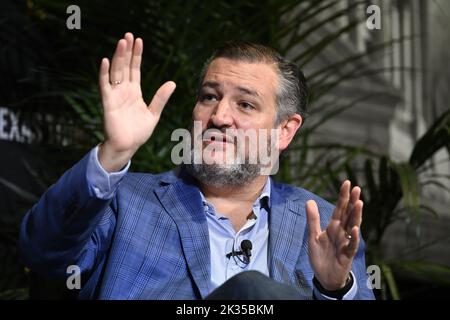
(200, 93, 218, 102)
(239, 101, 254, 110)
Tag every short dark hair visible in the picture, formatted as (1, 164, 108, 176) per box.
(198, 40, 308, 124)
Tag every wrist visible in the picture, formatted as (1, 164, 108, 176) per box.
(313, 273, 354, 300)
(98, 142, 135, 172)
(315, 273, 351, 291)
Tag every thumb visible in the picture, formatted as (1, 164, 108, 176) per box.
(148, 81, 176, 117)
(306, 200, 322, 241)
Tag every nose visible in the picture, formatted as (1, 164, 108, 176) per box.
(210, 99, 234, 128)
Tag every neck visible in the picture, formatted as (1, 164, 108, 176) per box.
(200, 175, 269, 203)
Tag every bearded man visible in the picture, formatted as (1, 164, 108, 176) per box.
(20, 33, 375, 300)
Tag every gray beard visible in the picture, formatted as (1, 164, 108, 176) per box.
(184, 125, 273, 187)
(184, 162, 261, 188)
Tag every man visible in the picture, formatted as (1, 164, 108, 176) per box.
(19, 33, 375, 300)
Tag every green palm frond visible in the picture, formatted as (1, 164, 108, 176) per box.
(410, 108, 450, 169)
(2, 0, 449, 300)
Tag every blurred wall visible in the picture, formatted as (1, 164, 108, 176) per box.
(286, 0, 450, 265)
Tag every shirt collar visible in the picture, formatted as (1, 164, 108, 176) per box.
(199, 178, 272, 215)
(257, 177, 271, 210)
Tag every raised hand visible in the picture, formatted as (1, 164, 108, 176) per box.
(98, 32, 176, 172)
(305, 180, 363, 291)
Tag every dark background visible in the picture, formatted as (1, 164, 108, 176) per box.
(1, 0, 449, 299)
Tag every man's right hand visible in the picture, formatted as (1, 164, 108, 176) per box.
(97, 32, 176, 172)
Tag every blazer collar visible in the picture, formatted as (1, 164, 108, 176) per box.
(154, 168, 212, 298)
(154, 170, 308, 295)
(268, 180, 307, 284)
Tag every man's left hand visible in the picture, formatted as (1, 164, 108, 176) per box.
(305, 180, 363, 291)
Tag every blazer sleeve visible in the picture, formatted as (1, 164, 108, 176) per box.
(19, 151, 118, 282)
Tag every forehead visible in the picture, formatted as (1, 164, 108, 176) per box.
(203, 58, 278, 98)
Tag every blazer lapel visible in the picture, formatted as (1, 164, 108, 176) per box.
(269, 182, 307, 285)
(154, 172, 212, 298)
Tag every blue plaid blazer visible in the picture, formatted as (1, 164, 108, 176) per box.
(20, 152, 374, 299)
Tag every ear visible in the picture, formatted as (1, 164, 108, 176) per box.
(277, 114, 302, 152)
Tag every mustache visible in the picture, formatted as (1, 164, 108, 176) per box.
(200, 126, 237, 144)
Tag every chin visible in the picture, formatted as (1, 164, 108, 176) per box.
(201, 149, 242, 166)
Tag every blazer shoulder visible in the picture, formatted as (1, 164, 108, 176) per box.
(119, 169, 178, 193)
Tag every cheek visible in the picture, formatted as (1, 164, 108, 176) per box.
(193, 103, 212, 122)
(192, 104, 213, 134)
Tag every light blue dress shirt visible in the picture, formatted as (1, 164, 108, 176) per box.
(86, 146, 358, 299)
(199, 179, 271, 290)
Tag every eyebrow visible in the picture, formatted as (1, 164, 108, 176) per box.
(201, 81, 260, 98)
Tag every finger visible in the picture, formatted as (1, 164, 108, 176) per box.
(341, 186, 361, 228)
(350, 200, 363, 230)
(331, 180, 351, 221)
(110, 38, 127, 84)
(350, 186, 361, 204)
(99, 58, 111, 96)
(122, 32, 134, 82)
(346, 226, 360, 257)
(305, 200, 322, 241)
(130, 38, 143, 83)
(325, 218, 345, 247)
(148, 81, 177, 117)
